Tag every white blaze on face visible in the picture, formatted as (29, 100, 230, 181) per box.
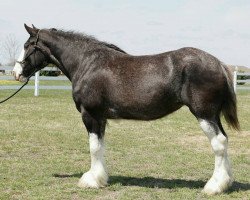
(13, 49, 25, 81)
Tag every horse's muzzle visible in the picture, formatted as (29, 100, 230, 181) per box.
(19, 75, 28, 83)
(13, 71, 27, 82)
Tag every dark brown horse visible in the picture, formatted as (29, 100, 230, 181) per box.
(13, 24, 239, 195)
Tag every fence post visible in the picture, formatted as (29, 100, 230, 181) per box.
(34, 71, 40, 96)
(233, 66, 238, 93)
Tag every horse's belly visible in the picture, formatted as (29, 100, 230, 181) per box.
(106, 95, 183, 120)
(106, 73, 182, 120)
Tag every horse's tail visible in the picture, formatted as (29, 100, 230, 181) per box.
(221, 63, 240, 131)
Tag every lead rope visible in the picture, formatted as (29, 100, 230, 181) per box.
(0, 70, 37, 104)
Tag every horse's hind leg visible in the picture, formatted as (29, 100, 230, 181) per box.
(198, 117, 233, 195)
(181, 64, 233, 194)
(186, 93, 233, 194)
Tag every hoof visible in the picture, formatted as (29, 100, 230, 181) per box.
(78, 170, 108, 188)
(202, 176, 233, 195)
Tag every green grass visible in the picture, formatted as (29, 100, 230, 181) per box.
(0, 89, 249, 200)
(0, 79, 70, 86)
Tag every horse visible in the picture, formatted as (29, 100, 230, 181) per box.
(13, 24, 240, 195)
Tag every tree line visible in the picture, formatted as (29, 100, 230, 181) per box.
(0, 34, 20, 66)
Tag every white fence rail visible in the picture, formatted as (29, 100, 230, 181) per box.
(233, 71, 250, 92)
(0, 67, 71, 96)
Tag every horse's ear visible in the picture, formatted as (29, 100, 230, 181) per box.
(32, 24, 39, 31)
(24, 23, 38, 36)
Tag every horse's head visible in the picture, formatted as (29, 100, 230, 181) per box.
(13, 24, 53, 82)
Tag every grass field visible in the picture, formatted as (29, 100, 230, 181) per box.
(0, 89, 249, 200)
(0, 79, 71, 86)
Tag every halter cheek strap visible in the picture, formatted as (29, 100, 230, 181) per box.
(33, 45, 61, 67)
(35, 29, 61, 67)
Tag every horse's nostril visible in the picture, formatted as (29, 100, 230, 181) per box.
(19, 75, 27, 83)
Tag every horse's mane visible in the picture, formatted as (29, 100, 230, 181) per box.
(50, 29, 127, 54)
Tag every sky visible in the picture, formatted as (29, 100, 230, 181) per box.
(0, 0, 249, 67)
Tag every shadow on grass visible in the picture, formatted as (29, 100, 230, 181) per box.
(53, 173, 250, 192)
(110, 176, 205, 189)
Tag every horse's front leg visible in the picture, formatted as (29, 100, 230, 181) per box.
(78, 109, 108, 188)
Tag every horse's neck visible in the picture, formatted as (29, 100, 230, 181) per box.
(46, 37, 88, 81)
